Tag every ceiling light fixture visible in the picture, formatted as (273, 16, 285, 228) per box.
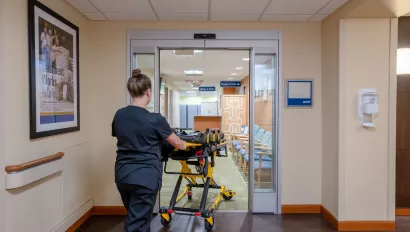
(228, 78, 234, 80)
(194, 50, 203, 53)
(186, 80, 204, 88)
(236, 67, 243, 70)
(231, 73, 238, 76)
(242, 58, 250, 61)
(184, 70, 203, 76)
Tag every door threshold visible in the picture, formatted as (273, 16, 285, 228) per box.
(216, 210, 249, 213)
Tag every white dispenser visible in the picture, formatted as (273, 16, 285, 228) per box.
(358, 89, 378, 128)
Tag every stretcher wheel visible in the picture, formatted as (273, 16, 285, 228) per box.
(223, 194, 233, 201)
(204, 219, 214, 231)
(160, 213, 172, 227)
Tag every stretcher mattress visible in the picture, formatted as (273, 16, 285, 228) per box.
(161, 130, 224, 161)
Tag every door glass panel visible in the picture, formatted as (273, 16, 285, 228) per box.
(253, 54, 276, 192)
(132, 54, 155, 112)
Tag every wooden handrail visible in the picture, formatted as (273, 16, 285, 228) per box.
(5, 152, 64, 173)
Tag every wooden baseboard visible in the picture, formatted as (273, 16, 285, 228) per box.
(66, 205, 400, 231)
(66, 209, 93, 232)
(282, 204, 321, 214)
(338, 221, 395, 231)
(320, 206, 338, 229)
(92, 206, 127, 215)
(396, 208, 410, 216)
(321, 206, 395, 231)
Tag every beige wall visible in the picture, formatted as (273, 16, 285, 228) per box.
(86, 21, 322, 206)
(339, 18, 393, 221)
(0, 0, 92, 231)
(321, 0, 398, 221)
(0, 1, 7, 231)
(321, 6, 340, 218)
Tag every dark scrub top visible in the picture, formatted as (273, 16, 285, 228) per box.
(111, 105, 173, 191)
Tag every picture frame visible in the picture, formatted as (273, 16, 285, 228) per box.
(28, 0, 80, 139)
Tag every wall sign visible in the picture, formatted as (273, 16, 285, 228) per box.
(199, 86, 216, 91)
(286, 80, 313, 107)
(220, 81, 241, 87)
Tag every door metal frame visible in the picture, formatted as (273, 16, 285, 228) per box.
(127, 30, 282, 214)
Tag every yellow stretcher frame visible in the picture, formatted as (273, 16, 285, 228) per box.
(159, 140, 235, 231)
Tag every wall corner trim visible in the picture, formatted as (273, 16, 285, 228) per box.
(320, 205, 338, 229)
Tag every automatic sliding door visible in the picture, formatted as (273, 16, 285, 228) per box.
(130, 40, 204, 214)
(205, 40, 279, 213)
(130, 40, 205, 111)
(252, 52, 278, 212)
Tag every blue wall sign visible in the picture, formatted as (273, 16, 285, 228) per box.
(199, 86, 216, 91)
(220, 81, 241, 87)
(286, 80, 313, 107)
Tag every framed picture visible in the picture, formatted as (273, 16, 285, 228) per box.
(28, 0, 80, 139)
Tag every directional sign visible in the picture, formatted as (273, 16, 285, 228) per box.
(199, 86, 216, 91)
(220, 81, 241, 87)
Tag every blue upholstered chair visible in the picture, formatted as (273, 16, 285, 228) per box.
(241, 135, 274, 188)
(243, 131, 272, 163)
(236, 128, 265, 167)
(231, 125, 248, 147)
(241, 131, 272, 171)
(232, 125, 259, 161)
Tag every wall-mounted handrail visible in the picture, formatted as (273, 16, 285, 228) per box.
(5, 152, 64, 173)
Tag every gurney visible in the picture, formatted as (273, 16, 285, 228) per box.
(159, 129, 235, 231)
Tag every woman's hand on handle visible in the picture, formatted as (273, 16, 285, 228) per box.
(166, 133, 187, 150)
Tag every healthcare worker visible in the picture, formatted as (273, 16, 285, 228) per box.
(112, 69, 187, 232)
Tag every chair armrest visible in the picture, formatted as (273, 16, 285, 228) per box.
(255, 151, 272, 156)
(243, 141, 263, 145)
(254, 146, 272, 150)
(235, 134, 248, 138)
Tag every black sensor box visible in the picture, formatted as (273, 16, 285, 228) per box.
(194, 33, 216, 39)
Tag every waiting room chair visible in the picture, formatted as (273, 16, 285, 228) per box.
(231, 125, 259, 161)
(230, 125, 249, 152)
(236, 128, 265, 166)
(242, 136, 273, 188)
(242, 131, 272, 173)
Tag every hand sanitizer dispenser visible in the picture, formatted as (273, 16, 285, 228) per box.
(358, 89, 378, 128)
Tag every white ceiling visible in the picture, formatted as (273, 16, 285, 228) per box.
(66, 0, 348, 22)
(159, 50, 250, 91)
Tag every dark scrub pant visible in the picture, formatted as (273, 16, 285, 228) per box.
(116, 183, 158, 232)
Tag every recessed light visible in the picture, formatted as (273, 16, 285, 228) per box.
(231, 73, 238, 76)
(184, 70, 203, 75)
(228, 78, 234, 80)
(242, 58, 250, 61)
(194, 50, 203, 53)
(236, 67, 243, 70)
